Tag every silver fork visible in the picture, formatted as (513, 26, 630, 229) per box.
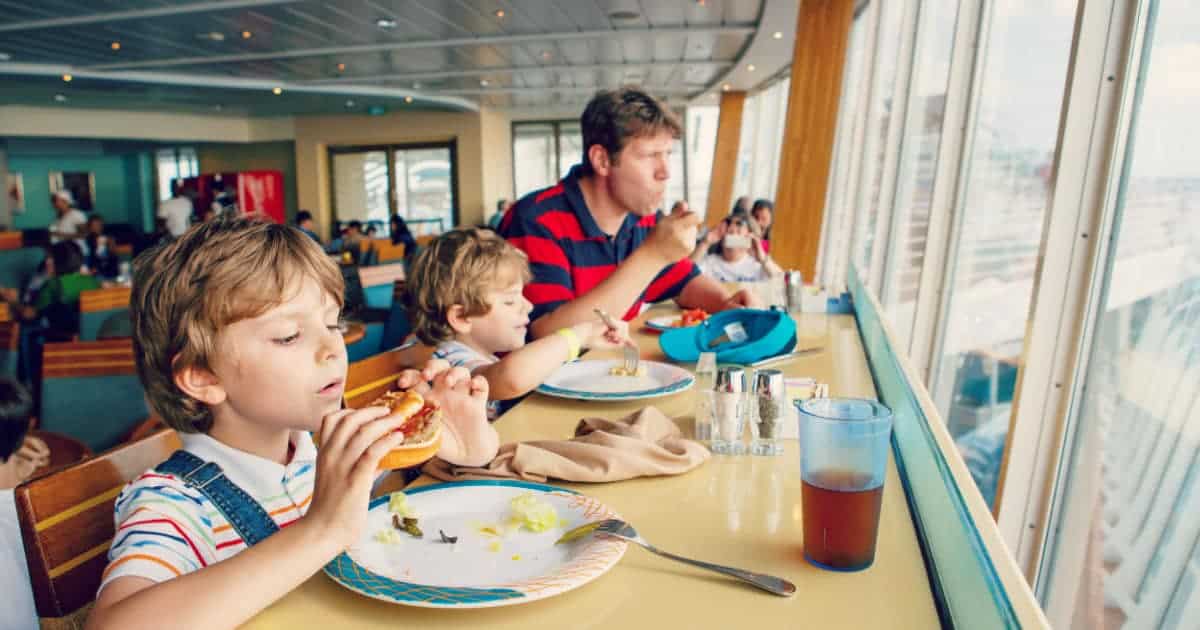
(592, 519, 796, 597)
(594, 308, 639, 374)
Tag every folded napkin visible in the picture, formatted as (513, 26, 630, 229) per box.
(422, 407, 710, 483)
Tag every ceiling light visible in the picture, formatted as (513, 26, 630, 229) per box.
(494, 9, 505, 18)
(337, 62, 346, 72)
(197, 31, 225, 41)
(241, 30, 252, 39)
(110, 41, 121, 51)
(0, 52, 10, 61)
(404, 96, 413, 103)
(214, 104, 223, 111)
(608, 10, 640, 20)
(272, 86, 283, 95)
(722, 83, 730, 91)
(747, 64, 756, 72)
(62, 74, 72, 82)
(375, 17, 397, 29)
(54, 94, 67, 103)
(412, 81, 421, 89)
(541, 50, 551, 59)
(480, 79, 489, 86)
(697, 0, 707, 6)
(773, 31, 783, 39)
(345, 99, 356, 108)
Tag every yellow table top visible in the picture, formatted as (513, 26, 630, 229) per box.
(247, 308, 939, 628)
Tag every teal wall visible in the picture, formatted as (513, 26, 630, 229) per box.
(8, 147, 154, 230)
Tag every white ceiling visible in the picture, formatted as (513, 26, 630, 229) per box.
(0, 0, 801, 117)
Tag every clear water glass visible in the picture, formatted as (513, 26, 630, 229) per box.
(693, 352, 717, 442)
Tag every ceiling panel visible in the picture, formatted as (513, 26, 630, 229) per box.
(0, 0, 775, 115)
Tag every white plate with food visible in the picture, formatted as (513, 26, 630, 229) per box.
(324, 481, 626, 608)
(644, 308, 710, 332)
(535, 359, 695, 401)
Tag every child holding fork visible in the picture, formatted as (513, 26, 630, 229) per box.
(406, 228, 633, 418)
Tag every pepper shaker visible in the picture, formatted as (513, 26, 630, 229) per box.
(711, 366, 747, 455)
(751, 369, 786, 456)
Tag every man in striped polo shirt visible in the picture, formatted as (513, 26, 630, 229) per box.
(501, 87, 758, 339)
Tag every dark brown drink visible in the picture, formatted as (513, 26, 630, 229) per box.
(801, 469, 884, 571)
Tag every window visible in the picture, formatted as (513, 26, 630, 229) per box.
(928, 1, 1078, 507)
(686, 105, 720, 220)
(881, 1, 961, 349)
(329, 143, 457, 236)
(155, 147, 198, 202)
(1040, 2, 1200, 627)
(732, 78, 790, 206)
(851, 0, 905, 285)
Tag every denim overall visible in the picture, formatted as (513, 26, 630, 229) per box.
(155, 450, 280, 545)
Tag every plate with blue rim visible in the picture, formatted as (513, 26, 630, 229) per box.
(324, 480, 627, 608)
(535, 359, 695, 401)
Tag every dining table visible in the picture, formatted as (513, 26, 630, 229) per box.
(247, 304, 940, 628)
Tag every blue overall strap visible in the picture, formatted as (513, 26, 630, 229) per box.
(155, 450, 280, 547)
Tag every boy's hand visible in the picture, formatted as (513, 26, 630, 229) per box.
(396, 360, 490, 431)
(575, 319, 631, 350)
(307, 406, 407, 549)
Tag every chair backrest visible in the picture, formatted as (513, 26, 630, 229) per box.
(344, 343, 435, 409)
(41, 339, 149, 453)
(79, 288, 132, 341)
(372, 238, 406, 264)
(0, 230, 23, 250)
(358, 263, 405, 311)
(15, 428, 182, 619)
(0, 319, 19, 377)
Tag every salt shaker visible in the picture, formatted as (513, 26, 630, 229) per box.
(693, 352, 717, 442)
(711, 366, 746, 455)
(751, 369, 786, 456)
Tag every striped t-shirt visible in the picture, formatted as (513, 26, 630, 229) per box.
(99, 431, 316, 592)
(499, 164, 699, 323)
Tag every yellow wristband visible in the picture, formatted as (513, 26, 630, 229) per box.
(556, 327, 581, 361)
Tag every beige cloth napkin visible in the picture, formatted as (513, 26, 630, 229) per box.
(422, 407, 710, 483)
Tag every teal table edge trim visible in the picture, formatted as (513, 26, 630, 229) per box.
(847, 266, 1020, 630)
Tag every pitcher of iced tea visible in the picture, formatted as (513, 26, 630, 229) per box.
(796, 398, 893, 571)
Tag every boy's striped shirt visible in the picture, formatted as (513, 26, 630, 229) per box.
(99, 431, 316, 591)
(500, 164, 699, 323)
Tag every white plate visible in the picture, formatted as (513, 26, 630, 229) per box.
(536, 359, 695, 401)
(324, 481, 626, 608)
(644, 315, 707, 331)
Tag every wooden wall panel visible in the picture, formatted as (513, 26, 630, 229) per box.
(703, 91, 746, 227)
(771, 0, 857, 278)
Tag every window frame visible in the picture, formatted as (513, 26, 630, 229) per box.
(327, 140, 460, 232)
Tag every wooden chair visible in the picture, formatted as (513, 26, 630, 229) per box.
(371, 238, 406, 264)
(78, 287, 131, 341)
(15, 427, 181, 627)
(41, 339, 149, 453)
(0, 230, 23, 250)
(0, 318, 19, 377)
(344, 343, 435, 409)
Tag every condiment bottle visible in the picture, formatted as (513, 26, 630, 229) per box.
(711, 366, 746, 455)
(751, 369, 786, 456)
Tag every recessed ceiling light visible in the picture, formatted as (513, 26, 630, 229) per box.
(337, 62, 346, 72)
(214, 104, 223, 111)
(494, 9, 505, 18)
(197, 31, 225, 41)
(722, 83, 730, 91)
(345, 99, 356, 108)
(272, 86, 283, 95)
(404, 96, 413, 103)
(608, 10, 640, 20)
(375, 17, 397, 29)
(747, 64, 756, 72)
(110, 41, 121, 51)
(480, 79, 490, 86)
(773, 31, 783, 39)
(62, 74, 72, 82)
(0, 52, 10, 61)
(53, 94, 67, 102)
(241, 30, 252, 39)
(412, 81, 421, 89)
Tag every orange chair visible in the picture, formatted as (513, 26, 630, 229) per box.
(0, 230, 23, 250)
(15, 428, 181, 627)
(372, 238, 406, 264)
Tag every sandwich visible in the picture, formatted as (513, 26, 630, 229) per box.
(370, 389, 443, 469)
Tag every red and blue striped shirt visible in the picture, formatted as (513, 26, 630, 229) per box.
(500, 165, 699, 323)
